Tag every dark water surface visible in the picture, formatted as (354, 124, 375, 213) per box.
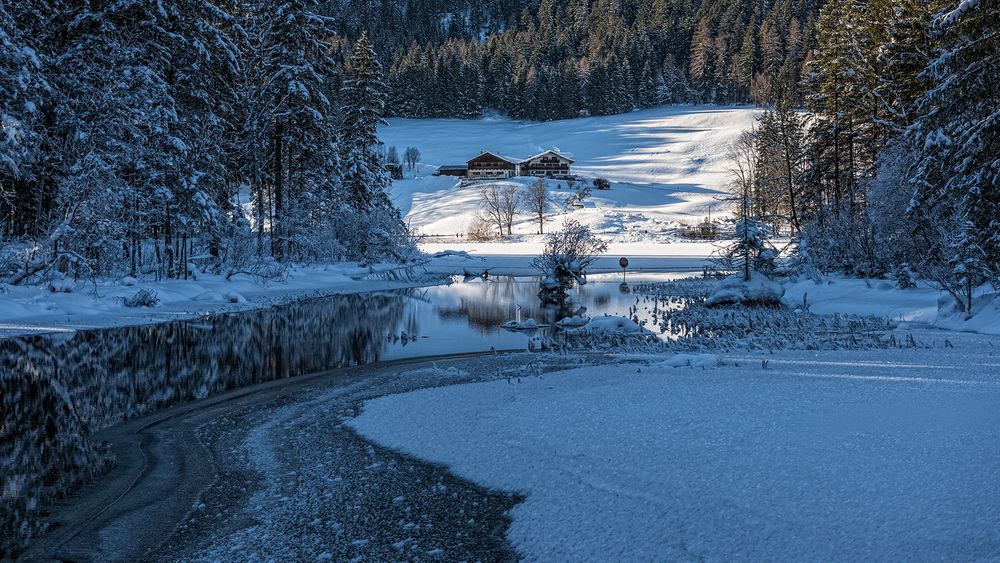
(0, 272, 691, 555)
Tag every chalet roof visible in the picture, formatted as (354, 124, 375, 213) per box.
(521, 150, 574, 164)
(468, 151, 519, 165)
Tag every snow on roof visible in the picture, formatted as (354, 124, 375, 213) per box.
(470, 149, 574, 164)
(521, 149, 575, 163)
(470, 151, 520, 164)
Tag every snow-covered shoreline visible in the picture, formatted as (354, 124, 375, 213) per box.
(0, 263, 444, 339)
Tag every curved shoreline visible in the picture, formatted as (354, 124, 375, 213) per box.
(19, 350, 537, 562)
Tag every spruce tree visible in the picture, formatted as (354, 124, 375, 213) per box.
(906, 0, 1000, 310)
(340, 33, 391, 211)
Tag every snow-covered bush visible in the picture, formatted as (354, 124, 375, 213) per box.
(712, 218, 780, 278)
(894, 264, 917, 289)
(501, 318, 542, 330)
(531, 219, 607, 303)
(705, 271, 784, 307)
(123, 288, 160, 308)
(46, 275, 75, 293)
(564, 185, 591, 209)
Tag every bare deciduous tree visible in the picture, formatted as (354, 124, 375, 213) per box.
(479, 183, 521, 236)
(525, 177, 549, 234)
(531, 219, 608, 302)
(403, 146, 421, 170)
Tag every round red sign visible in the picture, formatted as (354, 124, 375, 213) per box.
(619, 257, 629, 269)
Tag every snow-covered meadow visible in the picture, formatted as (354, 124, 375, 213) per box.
(381, 106, 757, 243)
(350, 329, 1000, 561)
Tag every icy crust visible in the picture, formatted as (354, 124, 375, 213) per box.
(152, 353, 592, 562)
(705, 271, 785, 307)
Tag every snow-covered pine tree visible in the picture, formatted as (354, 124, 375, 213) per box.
(252, 0, 340, 261)
(338, 33, 412, 261)
(905, 0, 1000, 312)
(755, 81, 805, 234)
(40, 0, 182, 279)
(0, 0, 62, 242)
(0, 3, 47, 184)
(340, 33, 390, 211)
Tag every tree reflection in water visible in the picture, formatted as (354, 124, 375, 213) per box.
(437, 276, 586, 334)
(1, 291, 410, 556)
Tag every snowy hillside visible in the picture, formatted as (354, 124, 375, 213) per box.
(380, 106, 757, 242)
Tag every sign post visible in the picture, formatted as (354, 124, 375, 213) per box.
(619, 256, 629, 282)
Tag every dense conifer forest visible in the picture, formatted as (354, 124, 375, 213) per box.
(1, 0, 997, 306)
(335, 0, 823, 118)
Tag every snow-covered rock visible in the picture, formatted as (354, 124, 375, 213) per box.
(47, 277, 75, 293)
(705, 271, 784, 307)
(568, 315, 650, 335)
(501, 318, 546, 330)
(555, 315, 590, 327)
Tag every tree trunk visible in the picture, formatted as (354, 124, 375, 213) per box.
(165, 208, 174, 279)
(272, 122, 284, 261)
(130, 233, 137, 277)
(182, 231, 188, 280)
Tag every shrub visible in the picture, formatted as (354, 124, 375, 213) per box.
(123, 288, 160, 308)
(532, 219, 607, 303)
(593, 177, 611, 190)
(467, 214, 497, 241)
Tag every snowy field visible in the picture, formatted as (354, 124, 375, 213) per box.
(351, 329, 1000, 561)
(380, 106, 757, 243)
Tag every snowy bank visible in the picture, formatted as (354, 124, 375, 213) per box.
(781, 277, 1000, 335)
(0, 263, 443, 338)
(419, 240, 718, 277)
